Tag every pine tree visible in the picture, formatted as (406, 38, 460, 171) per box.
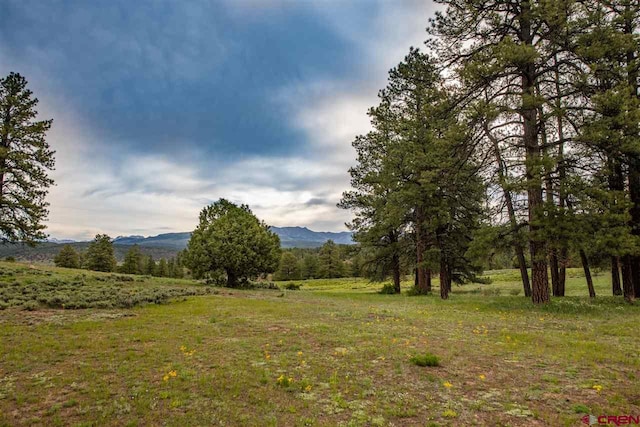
(301, 254, 320, 279)
(0, 72, 55, 244)
(318, 240, 344, 278)
(53, 244, 80, 269)
(429, 1, 584, 303)
(158, 258, 169, 277)
(274, 251, 301, 281)
(84, 234, 116, 272)
(145, 255, 157, 276)
(121, 245, 143, 275)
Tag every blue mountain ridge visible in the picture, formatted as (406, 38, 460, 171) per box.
(64, 227, 354, 249)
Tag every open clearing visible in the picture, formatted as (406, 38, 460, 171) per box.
(1, 263, 639, 426)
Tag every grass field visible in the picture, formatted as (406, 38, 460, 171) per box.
(1, 262, 639, 426)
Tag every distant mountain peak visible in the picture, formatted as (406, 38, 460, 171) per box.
(48, 227, 353, 249)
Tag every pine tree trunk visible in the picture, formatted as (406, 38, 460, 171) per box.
(415, 206, 430, 294)
(392, 253, 401, 294)
(623, 4, 639, 302)
(426, 268, 432, 292)
(440, 256, 450, 300)
(558, 247, 567, 296)
(580, 249, 596, 298)
(483, 120, 531, 297)
(622, 256, 635, 302)
(610, 159, 625, 296)
(520, 2, 550, 304)
(554, 53, 567, 297)
(612, 256, 623, 296)
(629, 161, 640, 297)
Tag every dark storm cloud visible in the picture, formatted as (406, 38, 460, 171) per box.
(1, 0, 359, 158)
(0, 0, 435, 239)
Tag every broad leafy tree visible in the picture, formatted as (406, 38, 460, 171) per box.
(185, 199, 281, 287)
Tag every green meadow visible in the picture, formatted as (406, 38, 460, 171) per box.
(1, 262, 639, 426)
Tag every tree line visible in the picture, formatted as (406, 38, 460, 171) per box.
(340, 0, 640, 303)
(54, 235, 185, 278)
(273, 240, 363, 281)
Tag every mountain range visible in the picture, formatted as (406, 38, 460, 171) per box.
(112, 227, 353, 249)
(59, 226, 353, 250)
(0, 227, 353, 264)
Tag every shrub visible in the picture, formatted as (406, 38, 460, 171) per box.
(410, 352, 440, 367)
(378, 283, 398, 294)
(572, 404, 590, 414)
(509, 289, 521, 296)
(406, 286, 431, 296)
(4, 256, 15, 262)
(284, 283, 301, 290)
(481, 287, 501, 296)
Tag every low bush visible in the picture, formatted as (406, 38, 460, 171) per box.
(378, 283, 398, 294)
(410, 352, 440, 367)
(0, 264, 212, 310)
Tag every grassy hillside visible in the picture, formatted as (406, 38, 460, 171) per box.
(1, 263, 638, 426)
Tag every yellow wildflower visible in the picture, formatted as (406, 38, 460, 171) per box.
(169, 370, 177, 377)
(163, 375, 169, 382)
(592, 385, 603, 393)
(297, 351, 303, 357)
(305, 385, 312, 392)
(443, 381, 453, 389)
(479, 374, 486, 380)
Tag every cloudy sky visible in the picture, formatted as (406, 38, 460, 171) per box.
(0, 0, 438, 240)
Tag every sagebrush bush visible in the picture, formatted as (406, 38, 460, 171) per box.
(410, 352, 440, 367)
(0, 264, 212, 310)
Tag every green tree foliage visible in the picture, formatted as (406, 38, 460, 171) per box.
(340, 48, 485, 298)
(274, 251, 301, 281)
(121, 245, 143, 275)
(185, 199, 281, 287)
(53, 244, 80, 269)
(301, 254, 320, 279)
(144, 255, 156, 276)
(318, 240, 345, 279)
(158, 258, 169, 277)
(0, 72, 55, 244)
(84, 234, 116, 272)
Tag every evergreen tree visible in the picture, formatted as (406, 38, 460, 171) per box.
(301, 254, 320, 279)
(429, 0, 582, 303)
(274, 251, 301, 281)
(0, 72, 55, 244)
(318, 240, 344, 278)
(145, 255, 156, 276)
(53, 244, 80, 269)
(158, 258, 169, 277)
(84, 234, 116, 272)
(121, 245, 143, 275)
(184, 199, 281, 287)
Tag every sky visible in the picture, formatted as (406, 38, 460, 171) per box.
(0, 0, 438, 240)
